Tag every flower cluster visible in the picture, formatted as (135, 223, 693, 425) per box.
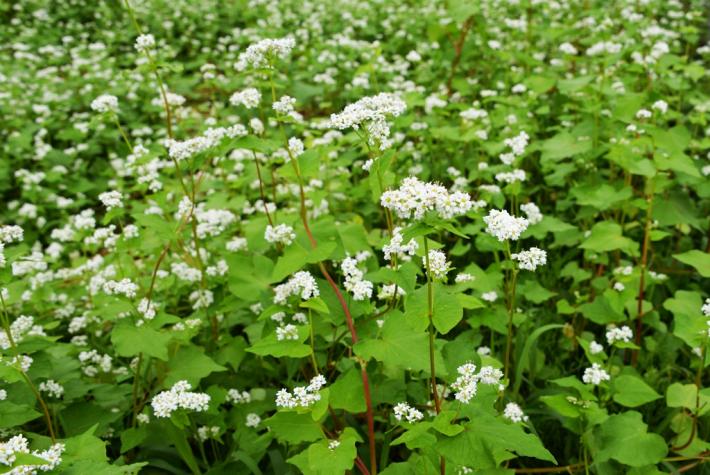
(151, 380, 211, 418)
(382, 227, 418, 262)
(450, 363, 504, 404)
(134, 33, 155, 52)
(503, 402, 529, 423)
(381, 176, 472, 220)
(235, 37, 296, 70)
(424, 249, 449, 280)
(341, 252, 373, 301)
(229, 88, 261, 109)
(330, 93, 406, 150)
(264, 224, 296, 246)
(0, 435, 64, 472)
(273, 271, 319, 304)
(90, 94, 118, 114)
(275, 375, 326, 409)
(511, 247, 547, 271)
(393, 402, 424, 423)
(483, 209, 529, 241)
(98, 191, 123, 210)
(605, 325, 633, 345)
(582, 363, 611, 385)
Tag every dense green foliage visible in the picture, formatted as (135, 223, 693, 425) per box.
(1, 0, 710, 474)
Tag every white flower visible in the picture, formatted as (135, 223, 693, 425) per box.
(503, 402, 529, 423)
(189, 289, 213, 310)
(102, 278, 138, 298)
(606, 325, 633, 345)
(134, 34, 155, 52)
(613, 282, 625, 291)
(589, 341, 604, 354)
(477, 346, 491, 355)
(382, 227, 418, 261)
(636, 109, 652, 120)
(151, 380, 210, 418)
(393, 402, 423, 423)
(520, 202, 543, 225)
(481, 291, 498, 302)
(504, 131, 530, 156)
(330, 93, 406, 150)
(702, 298, 710, 317)
(288, 137, 304, 157)
(227, 389, 251, 404)
(483, 209, 529, 241)
(246, 413, 261, 428)
(378, 284, 405, 300)
(98, 191, 123, 210)
(275, 375, 326, 409)
(91, 94, 118, 114)
(0, 225, 23, 243)
(230, 88, 261, 109)
(276, 324, 299, 341)
(559, 42, 578, 55)
(273, 95, 296, 115)
(582, 363, 610, 385)
(328, 440, 341, 450)
(380, 176, 472, 220)
(455, 273, 475, 283)
(495, 169, 527, 184)
(0, 434, 64, 472)
(652, 100, 668, 114)
(39, 380, 64, 398)
(341, 254, 373, 301)
(451, 363, 503, 403)
(273, 271, 319, 304)
(235, 37, 295, 70)
(265, 224, 296, 246)
(425, 249, 449, 280)
(511, 247, 547, 271)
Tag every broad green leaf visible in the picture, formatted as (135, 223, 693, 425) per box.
(590, 411, 667, 467)
(247, 327, 312, 359)
(580, 221, 638, 256)
(354, 310, 446, 375)
(165, 345, 227, 386)
(611, 375, 661, 407)
(673, 250, 710, 277)
(111, 323, 171, 361)
(0, 402, 41, 428)
(265, 412, 323, 444)
(287, 427, 360, 475)
(405, 283, 463, 334)
(329, 369, 366, 413)
(436, 412, 556, 468)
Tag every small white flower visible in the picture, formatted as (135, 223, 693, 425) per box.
(425, 249, 449, 280)
(246, 413, 261, 428)
(91, 94, 118, 114)
(606, 325, 633, 345)
(230, 88, 261, 109)
(589, 341, 604, 355)
(393, 402, 424, 423)
(503, 402, 529, 423)
(582, 363, 610, 385)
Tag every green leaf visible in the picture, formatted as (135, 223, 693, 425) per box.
(165, 345, 227, 386)
(247, 328, 312, 359)
(513, 324, 564, 395)
(611, 375, 661, 407)
(354, 310, 446, 375)
(666, 383, 710, 416)
(436, 412, 556, 468)
(0, 401, 41, 428)
(405, 283, 463, 334)
(265, 412, 323, 444)
(288, 427, 361, 475)
(111, 323, 171, 361)
(673, 250, 710, 277)
(329, 369, 366, 413)
(590, 411, 667, 467)
(580, 221, 638, 256)
(664, 290, 706, 348)
(162, 420, 201, 475)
